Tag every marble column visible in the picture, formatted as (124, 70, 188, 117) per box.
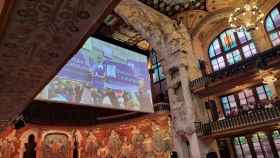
(115, 1, 202, 157)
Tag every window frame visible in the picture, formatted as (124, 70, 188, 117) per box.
(151, 49, 165, 84)
(208, 28, 257, 72)
(264, 3, 280, 47)
(220, 84, 273, 118)
(220, 94, 239, 117)
(232, 136, 252, 158)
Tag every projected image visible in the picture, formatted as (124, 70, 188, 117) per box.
(36, 37, 153, 112)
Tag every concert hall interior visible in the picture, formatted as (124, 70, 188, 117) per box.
(1, 0, 280, 158)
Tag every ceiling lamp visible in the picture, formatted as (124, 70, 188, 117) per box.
(259, 70, 278, 84)
(263, 75, 278, 84)
(228, 0, 265, 32)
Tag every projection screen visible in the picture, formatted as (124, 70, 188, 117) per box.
(35, 37, 153, 113)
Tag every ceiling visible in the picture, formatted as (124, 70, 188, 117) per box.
(95, 0, 219, 51)
(97, 14, 150, 51)
(97, 0, 273, 51)
(139, 0, 207, 16)
(0, 0, 121, 129)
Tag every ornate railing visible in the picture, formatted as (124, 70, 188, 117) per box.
(196, 104, 280, 137)
(190, 45, 280, 90)
(154, 102, 170, 112)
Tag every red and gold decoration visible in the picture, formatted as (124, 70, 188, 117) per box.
(0, 114, 171, 158)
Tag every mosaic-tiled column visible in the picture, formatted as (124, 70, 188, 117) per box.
(115, 1, 203, 157)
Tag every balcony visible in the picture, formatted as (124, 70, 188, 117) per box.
(154, 102, 170, 112)
(190, 45, 280, 96)
(195, 102, 280, 138)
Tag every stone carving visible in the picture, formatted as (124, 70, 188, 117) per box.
(116, 1, 204, 157)
(115, 0, 201, 135)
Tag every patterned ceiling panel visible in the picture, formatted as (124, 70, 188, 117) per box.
(97, 0, 209, 50)
(175, 10, 208, 33)
(100, 14, 150, 51)
(139, 0, 207, 16)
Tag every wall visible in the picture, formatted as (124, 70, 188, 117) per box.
(184, 0, 280, 74)
(0, 113, 171, 158)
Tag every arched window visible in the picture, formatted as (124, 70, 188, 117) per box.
(208, 29, 257, 72)
(265, 4, 280, 46)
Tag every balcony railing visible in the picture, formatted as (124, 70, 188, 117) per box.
(190, 45, 280, 91)
(196, 103, 280, 137)
(154, 102, 170, 112)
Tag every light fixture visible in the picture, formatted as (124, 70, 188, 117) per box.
(263, 75, 278, 84)
(259, 70, 278, 84)
(228, 0, 265, 32)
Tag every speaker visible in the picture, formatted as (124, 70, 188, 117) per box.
(14, 117, 25, 129)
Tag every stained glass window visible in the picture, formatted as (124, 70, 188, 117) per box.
(238, 89, 255, 111)
(256, 85, 273, 100)
(221, 95, 238, 116)
(272, 130, 280, 157)
(252, 132, 274, 158)
(265, 5, 280, 46)
(151, 49, 165, 83)
(208, 29, 257, 72)
(233, 136, 252, 158)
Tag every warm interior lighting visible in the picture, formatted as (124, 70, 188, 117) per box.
(263, 75, 278, 84)
(259, 70, 278, 84)
(229, 0, 264, 32)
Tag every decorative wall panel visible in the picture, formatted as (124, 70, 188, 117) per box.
(0, 113, 171, 158)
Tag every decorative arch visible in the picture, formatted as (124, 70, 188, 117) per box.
(264, 2, 280, 46)
(191, 9, 234, 69)
(19, 129, 39, 158)
(40, 130, 73, 158)
(208, 28, 257, 71)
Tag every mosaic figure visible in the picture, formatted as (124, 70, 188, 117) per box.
(42, 133, 68, 158)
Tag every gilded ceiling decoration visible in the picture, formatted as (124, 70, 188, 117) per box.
(98, 0, 274, 52)
(175, 10, 208, 33)
(139, 0, 207, 16)
(100, 13, 150, 51)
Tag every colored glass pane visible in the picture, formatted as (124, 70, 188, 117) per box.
(220, 30, 237, 51)
(266, 16, 275, 32)
(271, 8, 280, 27)
(209, 45, 215, 58)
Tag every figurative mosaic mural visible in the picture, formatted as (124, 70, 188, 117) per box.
(42, 133, 69, 158)
(0, 114, 171, 158)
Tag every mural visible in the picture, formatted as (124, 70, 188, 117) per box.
(0, 130, 17, 158)
(42, 133, 69, 158)
(0, 113, 171, 158)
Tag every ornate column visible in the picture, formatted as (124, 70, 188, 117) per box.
(115, 1, 202, 157)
